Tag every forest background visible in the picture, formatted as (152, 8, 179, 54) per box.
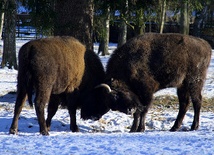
(0, 0, 214, 69)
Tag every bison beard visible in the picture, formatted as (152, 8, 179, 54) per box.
(87, 33, 212, 132)
(9, 36, 106, 135)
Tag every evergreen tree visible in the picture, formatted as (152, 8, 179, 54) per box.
(54, 0, 94, 50)
(1, 0, 17, 69)
(0, 0, 6, 40)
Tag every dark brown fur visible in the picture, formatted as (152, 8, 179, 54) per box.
(46, 49, 107, 132)
(84, 33, 212, 132)
(9, 36, 88, 135)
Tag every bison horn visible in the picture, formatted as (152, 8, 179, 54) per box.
(95, 83, 111, 93)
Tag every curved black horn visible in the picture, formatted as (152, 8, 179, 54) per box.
(95, 83, 111, 93)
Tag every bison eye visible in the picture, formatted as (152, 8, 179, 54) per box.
(113, 94, 119, 100)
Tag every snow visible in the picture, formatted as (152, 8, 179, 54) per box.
(0, 39, 214, 155)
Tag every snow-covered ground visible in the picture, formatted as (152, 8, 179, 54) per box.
(0, 39, 214, 155)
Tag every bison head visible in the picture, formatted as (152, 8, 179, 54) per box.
(95, 81, 142, 115)
(80, 87, 110, 120)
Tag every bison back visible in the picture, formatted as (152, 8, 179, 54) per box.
(18, 36, 86, 94)
(106, 33, 211, 90)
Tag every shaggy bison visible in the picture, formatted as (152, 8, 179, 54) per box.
(9, 36, 106, 135)
(46, 49, 109, 132)
(82, 33, 212, 132)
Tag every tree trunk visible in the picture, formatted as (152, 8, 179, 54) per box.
(192, 6, 209, 37)
(98, 6, 110, 56)
(117, 20, 127, 47)
(134, 25, 145, 36)
(1, 0, 17, 69)
(0, 1, 6, 40)
(54, 0, 94, 50)
(159, 0, 166, 34)
(0, 12, 4, 40)
(118, 0, 128, 47)
(180, 0, 189, 35)
(134, 8, 145, 36)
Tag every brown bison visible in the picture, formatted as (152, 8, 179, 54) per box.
(82, 33, 212, 132)
(9, 36, 106, 135)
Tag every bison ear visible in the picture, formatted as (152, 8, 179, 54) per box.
(95, 83, 111, 93)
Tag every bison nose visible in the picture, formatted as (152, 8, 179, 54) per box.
(127, 108, 136, 115)
(127, 108, 132, 115)
(92, 117, 99, 121)
(91, 115, 101, 121)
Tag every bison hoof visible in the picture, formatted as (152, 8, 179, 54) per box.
(191, 121, 199, 131)
(130, 127, 138, 133)
(71, 126, 79, 132)
(40, 130, 49, 136)
(137, 127, 145, 132)
(169, 126, 179, 132)
(191, 125, 199, 131)
(9, 128, 18, 135)
(47, 126, 51, 131)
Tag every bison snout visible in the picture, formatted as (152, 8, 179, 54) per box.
(81, 115, 101, 121)
(127, 108, 136, 115)
(91, 116, 100, 121)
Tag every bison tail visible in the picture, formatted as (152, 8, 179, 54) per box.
(26, 72, 34, 107)
(27, 88, 33, 107)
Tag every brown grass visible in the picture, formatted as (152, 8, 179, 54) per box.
(152, 95, 214, 112)
(0, 94, 213, 112)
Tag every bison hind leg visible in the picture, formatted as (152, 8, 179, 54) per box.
(9, 87, 28, 135)
(34, 90, 52, 135)
(46, 95, 61, 131)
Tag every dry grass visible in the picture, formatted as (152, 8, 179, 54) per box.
(0, 93, 213, 112)
(152, 95, 214, 112)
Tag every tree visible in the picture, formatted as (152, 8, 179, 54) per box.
(54, 0, 94, 50)
(192, 0, 213, 37)
(179, 0, 212, 35)
(117, 0, 156, 35)
(117, 0, 128, 47)
(118, 19, 127, 47)
(97, 7, 110, 56)
(128, 2, 146, 35)
(1, 0, 17, 69)
(0, 0, 6, 40)
(27, 0, 55, 37)
(16, 0, 55, 37)
(158, 0, 167, 33)
(94, 0, 111, 55)
(180, 0, 189, 34)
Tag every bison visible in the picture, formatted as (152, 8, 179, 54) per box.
(9, 36, 107, 135)
(82, 33, 212, 132)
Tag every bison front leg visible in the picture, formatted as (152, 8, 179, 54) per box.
(130, 106, 150, 132)
(137, 109, 149, 132)
(67, 92, 79, 132)
(170, 86, 190, 131)
(130, 111, 141, 132)
(69, 109, 79, 132)
(130, 92, 152, 132)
